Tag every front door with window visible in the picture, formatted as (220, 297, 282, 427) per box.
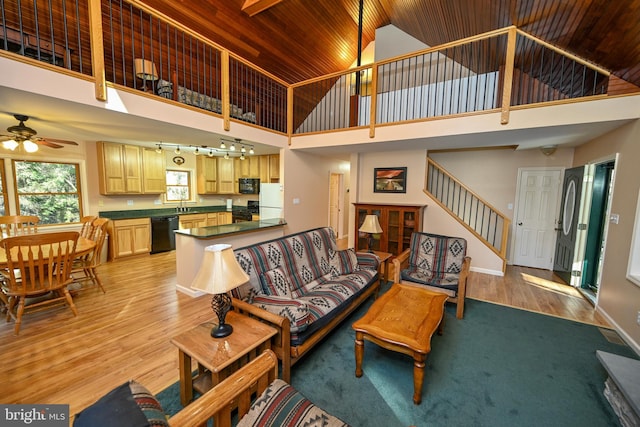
(553, 166, 585, 284)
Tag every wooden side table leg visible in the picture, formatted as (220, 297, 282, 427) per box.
(412, 354, 426, 405)
(355, 332, 364, 377)
(178, 350, 193, 406)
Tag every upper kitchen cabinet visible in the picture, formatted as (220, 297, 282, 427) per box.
(97, 142, 166, 195)
(217, 157, 235, 194)
(142, 148, 166, 194)
(196, 155, 217, 194)
(259, 154, 280, 183)
(97, 141, 142, 195)
(234, 156, 260, 179)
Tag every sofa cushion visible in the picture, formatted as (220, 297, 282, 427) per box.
(408, 232, 467, 274)
(253, 295, 309, 334)
(237, 379, 350, 427)
(328, 248, 360, 277)
(73, 380, 168, 427)
(400, 268, 461, 292)
(260, 266, 293, 297)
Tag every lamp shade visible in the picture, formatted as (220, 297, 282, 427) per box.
(191, 244, 249, 294)
(359, 214, 382, 234)
(134, 58, 158, 81)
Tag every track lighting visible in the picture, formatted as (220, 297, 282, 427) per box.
(220, 141, 226, 149)
(224, 152, 229, 160)
(208, 150, 214, 157)
(194, 147, 200, 156)
(241, 145, 246, 153)
(230, 143, 236, 151)
(249, 147, 255, 155)
(175, 146, 181, 155)
(155, 144, 163, 154)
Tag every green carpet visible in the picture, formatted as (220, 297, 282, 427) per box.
(157, 295, 637, 427)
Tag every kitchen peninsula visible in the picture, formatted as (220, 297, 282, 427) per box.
(174, 219, 286, 296)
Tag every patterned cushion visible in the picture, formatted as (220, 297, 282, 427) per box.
(73, 381, 168, 427)
(237, 379, 350, 427)
(408, 232, 467, 274)
(260, 267, 293, 297)
(253, 295, 309, 333)
(328, 248, 360, 277)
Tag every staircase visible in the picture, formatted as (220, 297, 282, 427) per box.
(425, 157, 510, 271)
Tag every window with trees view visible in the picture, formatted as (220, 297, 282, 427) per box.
(166, 169, 191, 202)
(13, 160, 82, 224)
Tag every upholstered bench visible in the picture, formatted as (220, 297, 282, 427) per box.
(74, 350, 349, 427)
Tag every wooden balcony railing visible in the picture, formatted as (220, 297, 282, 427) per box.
(0, 1, 626, 140)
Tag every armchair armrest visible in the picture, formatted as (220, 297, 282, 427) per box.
(168, 350, 278, 427)
(392, 249, 411, 283)
(232, 297, 292, 382)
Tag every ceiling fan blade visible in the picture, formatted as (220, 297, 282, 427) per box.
(37, 137, 78, 145)
(36, 140, 65, 149)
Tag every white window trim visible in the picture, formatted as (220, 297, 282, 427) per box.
(627, 188, 640, 287)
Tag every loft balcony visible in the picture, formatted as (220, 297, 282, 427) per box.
(1, 0, 639, 149)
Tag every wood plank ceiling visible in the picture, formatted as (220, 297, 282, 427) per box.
(118, 1, 640, 88)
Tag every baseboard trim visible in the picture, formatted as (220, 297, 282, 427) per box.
(470, 266, 504, 277)
(176, 284, 204, 298)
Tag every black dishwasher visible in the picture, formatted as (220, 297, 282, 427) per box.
(151, 216, 179, 254)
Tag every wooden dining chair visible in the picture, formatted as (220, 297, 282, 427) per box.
(0, 215, 39, 237)
(1, 231, 79, 335)
(71, 218, 109, 293)
(79, 215, 97, 239)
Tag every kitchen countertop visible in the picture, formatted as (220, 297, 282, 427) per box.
(99, 206, 232, 220)
(175, 218, 286, 239)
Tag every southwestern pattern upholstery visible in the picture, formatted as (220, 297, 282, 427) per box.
(231, 227, 380, 382)
(392, 232, 471, 319)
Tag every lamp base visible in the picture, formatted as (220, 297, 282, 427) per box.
(210, 322, 233, 338)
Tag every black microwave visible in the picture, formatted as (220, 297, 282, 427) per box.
(238, 178, 260, 194)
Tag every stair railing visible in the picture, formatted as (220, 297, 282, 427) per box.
(426, 157, 510, 267)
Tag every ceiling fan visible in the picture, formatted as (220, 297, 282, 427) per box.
(0, 114, 78, 152)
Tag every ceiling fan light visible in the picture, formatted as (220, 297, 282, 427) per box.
(23, 140, 39, 153)
(2, 139, 19, 151)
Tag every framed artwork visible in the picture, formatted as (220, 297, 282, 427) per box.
(374, 167, 407, 193)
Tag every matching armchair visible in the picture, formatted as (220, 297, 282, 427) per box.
(392, 232, 471, 319)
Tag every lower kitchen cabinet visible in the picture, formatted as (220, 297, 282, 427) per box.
(110, 218, 151, 259)
(179, 214, 207, 229)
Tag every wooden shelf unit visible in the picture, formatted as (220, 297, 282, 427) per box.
(354, 203, 426, 256)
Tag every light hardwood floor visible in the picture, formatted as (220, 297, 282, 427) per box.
(0, 250, 610, 418)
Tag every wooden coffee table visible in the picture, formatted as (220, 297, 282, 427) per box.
(171, 311, 277, 405)
(352, 283, 448, 404)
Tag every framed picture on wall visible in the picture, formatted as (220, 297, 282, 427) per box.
(374, 167, 407, 193)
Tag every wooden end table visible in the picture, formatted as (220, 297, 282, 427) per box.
(352, 283, 447, 404)
(170, 311, 277, 406)
(371, 250, 393, 287)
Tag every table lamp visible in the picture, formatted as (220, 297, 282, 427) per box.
(359, 214, 382, 252)
(134, 58, 158, 92)
(191, 244, 249, 338)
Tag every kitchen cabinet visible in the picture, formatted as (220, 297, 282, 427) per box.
(217, 157, 235, 194)
(259, 154, 280, 183)
(218, 212, 232, 225)
(110, 218, 151, 259)
(97, 141, 143, 194)
(98, 141, 165, 195)
(179, 214, 207, 229)
(196, 156, 217, 194)
(234, 156, 260, 179)
(142, 148, 166, 194)
(353, 203, 426, 256)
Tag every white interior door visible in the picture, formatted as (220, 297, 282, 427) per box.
(512, 168, 563, 269)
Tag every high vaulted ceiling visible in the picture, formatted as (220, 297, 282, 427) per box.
(139, 0, 640, 88)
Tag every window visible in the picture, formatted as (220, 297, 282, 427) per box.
(166, 169, 191, 202)
(627, 189, 640, 287)
(13, 160, 83, 224)
(0, 162, 7, 216)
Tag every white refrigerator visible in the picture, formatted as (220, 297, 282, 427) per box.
(259, 183, 283, 220)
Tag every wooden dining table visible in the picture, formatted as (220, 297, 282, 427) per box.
(0, 233, 96, 267)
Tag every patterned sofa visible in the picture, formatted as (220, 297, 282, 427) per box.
(231, 227, 380, 382)
(75, 350, 349, 427)
(392, 231, 471, 319)
(156, 78, 257, 123)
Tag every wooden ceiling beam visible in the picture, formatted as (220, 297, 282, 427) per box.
(242, 0, 284, 17)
